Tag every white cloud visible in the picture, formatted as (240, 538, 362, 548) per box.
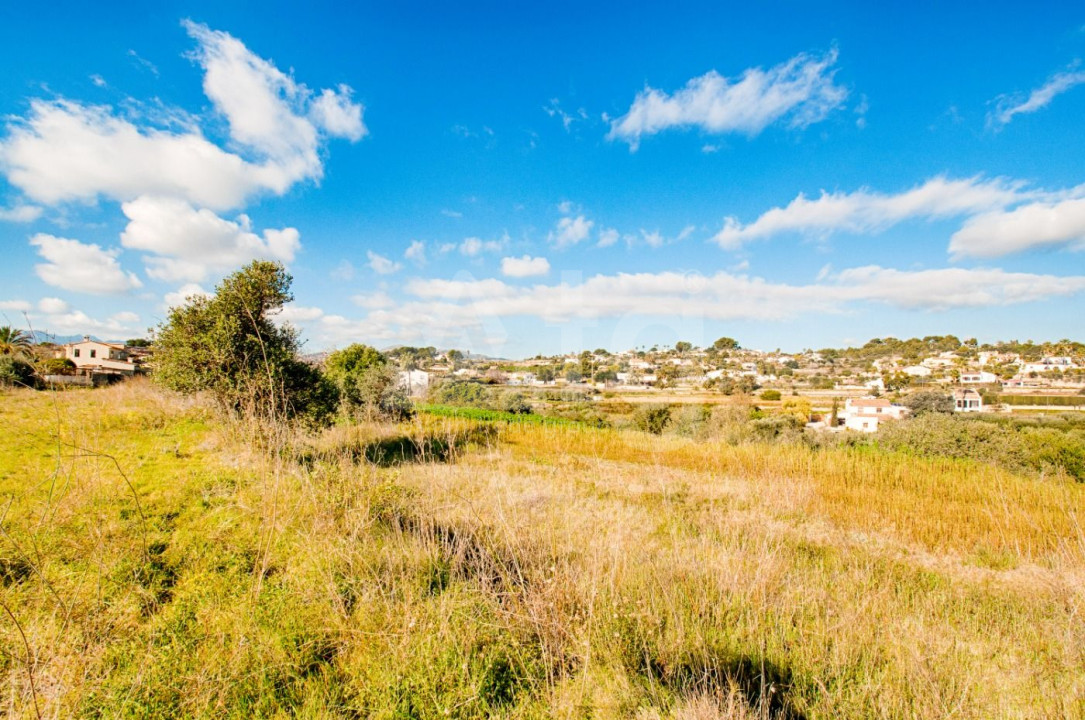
(367, 250, 401, 275)
(440, 209, 463, 218)
(330, 259, 354, 281)
(90, 74, 107, 88)
(276, 304, 324, 322)
(163, 283, 210, 309)
(351, 291, 395, 310)
(308, 85, 367, 141)
(548, 215, 594, 248)
(37, 297, 69, 314)
(949, 196, 1085, 258)
(0, 205, 43, 223)
(597, 227, 620, 248)
(0, 300, 32, 312)
(544, 99, 588, 131)
(713, 176, 1026, 249)
(405, 240, 427, 264)
(307, 264, 1085, 348)
(456, 236, 504, 256)
(989, 67, 1085, 128)
(30, 233, 142, 295)
(34, 308, 142, 337)
(608, 49, 847, 149)
(501, 255, 550, 278)
(0, 23, 365, 212)
(120, 196, 300, 282)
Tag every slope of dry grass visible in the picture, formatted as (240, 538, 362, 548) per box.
(1, 381, 1082, 718)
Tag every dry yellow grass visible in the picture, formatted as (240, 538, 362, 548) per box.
(1, 381, 1083, 718)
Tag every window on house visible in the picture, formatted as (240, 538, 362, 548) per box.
(73, 349, 80, 358)
(90, 349, 96, 358)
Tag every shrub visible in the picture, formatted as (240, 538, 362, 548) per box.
(672, 404, 712, 439)
(902, 390, 954, 415)
(633, 404, 671, 435)
(324, 344, 410, 421)
(760, 389, 782, 401)
(0, 356, 36, 388)
(500, 392, 533, 415)
(40, 357, 77, 376)
(429, 379, 494, 409)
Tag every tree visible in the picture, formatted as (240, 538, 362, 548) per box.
(40, 357, 76, 376)
(0, 356, 36, 388)
(675, 341, 692, 353)
(536, 366, 556, 383)
(0, 326, 32, 357)
(325, 344, 410, 420)
(902, 391, 954, 416)
(633, 404, 672, 435)
(882, 371, 912, 392)
(153, 261, 335, 424)
(125, 338, 152, 348)
(712, 337, 740, 351)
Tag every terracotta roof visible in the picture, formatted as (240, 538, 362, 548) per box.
(848, 398, 891, 407)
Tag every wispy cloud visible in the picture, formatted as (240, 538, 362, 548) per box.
(988, 65, 1085, 128)
(608, 49, 847, 150)
(367, 250, 401, 275)
(713, 176, 1026, 249)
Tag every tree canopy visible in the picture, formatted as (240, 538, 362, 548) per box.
(153, 261, 333, 423)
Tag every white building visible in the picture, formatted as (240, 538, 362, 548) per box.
(841, 397, 908, 433)
(960, 370, 999, 384)
(952, 388, 984, 412)
(397, 370, 430, 396)
(902, 365, 933, 377)
(55, 336, 137, 375)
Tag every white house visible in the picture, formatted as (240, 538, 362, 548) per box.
(55, 336, 136, 375)
(397, 369, 430, 397)
(960, 370, 999, 384)
(952, 388, 984, 412)
(902, 365, 933, 377)
(841, 397, 908, 433)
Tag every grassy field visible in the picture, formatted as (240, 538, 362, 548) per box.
(1, 381, 1083, 718)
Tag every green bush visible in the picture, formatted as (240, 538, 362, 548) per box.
(902, 390, 954, 415)
(429, 379, 495, 409)
(40, 357, 77, 376)
(633, 404, 671, 435)
(324, 344, 411, 421)
(0, 356, 36, 388)
(760, 389, 782, 401)
(500, 392, 533, 415)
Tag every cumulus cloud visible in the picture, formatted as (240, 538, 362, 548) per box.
(713, 176, 1026, 249)
(163, 283, 210, 309)
(0, 300, 32, 312)
(351, 291, 395, 310)
(949, 196, 1085, 258)
(405, 240, 427, 264)
(548, 215, 594, 248)
(989, 66, 1085, 128)
(0, 204, 42, 223)
(34, 308, 142, 336)
(0, 21, 364, 289)
(367, 250, 401, 275)
(183, 20, 365, 181)
(501, 255, 550, 278)
(30, 233, 143, 295)
(120, 196, 300, 282)
(597, 227, 620, 248)
(37, 297, 70, 314)
(300, 264, 1085, 349)
(608, 49, 847, 149)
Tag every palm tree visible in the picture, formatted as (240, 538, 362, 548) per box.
(0, 326, 33, 356)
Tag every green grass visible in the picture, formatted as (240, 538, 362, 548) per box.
(1, 381, 1083, 718)
(417, 403, 590, 427)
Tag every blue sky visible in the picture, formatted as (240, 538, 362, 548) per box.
(2, 2, 1084, 356)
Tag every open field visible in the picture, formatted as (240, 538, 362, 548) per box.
(1, 381, 1084, 718)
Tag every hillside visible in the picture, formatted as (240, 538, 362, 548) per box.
(1, 381, 1082, 717)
